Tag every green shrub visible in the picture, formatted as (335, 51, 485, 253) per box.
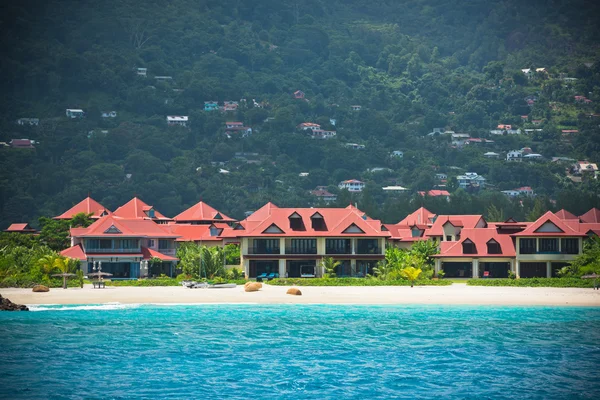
(267, 278, 452, 286)
(466, 278, 594, 288)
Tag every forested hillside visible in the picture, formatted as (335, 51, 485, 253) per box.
(1, 0, 600, 227)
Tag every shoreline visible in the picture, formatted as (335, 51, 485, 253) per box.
(2, 284, 600, 307)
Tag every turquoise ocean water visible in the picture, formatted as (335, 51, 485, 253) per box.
(1, 304, 600, 399)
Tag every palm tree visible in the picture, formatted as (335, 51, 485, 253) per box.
(400, 266, 422, 288)
(52, 256, 76, 289)
(37, 254, 58, 277)
(321, 257, 341, 278)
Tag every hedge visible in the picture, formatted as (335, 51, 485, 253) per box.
(266, 278, 452, 286)
(466, 278, 595, 288)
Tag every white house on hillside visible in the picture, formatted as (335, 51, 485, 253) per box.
(16, 118, 39, 126)
(167, 116, 188, 126)
(66, 109, 85, 118)
(339, 179, 365, 192)
(391, 150, 404, 158)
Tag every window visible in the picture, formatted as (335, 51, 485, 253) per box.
(561, 238, 579, 254)
(357, 239, 379, 254)
(326, 239, 351, 254)
(446, 235, 452, 242)
(289, 239, 317, 254)
(289, 213, 304, 230)
(411, 228, 421, 238)
(539, 238, 558, 253)
(100, 239, 112, 249)
(158, 240, 170, 249)
(311, 213, 325, 231)
(253, 239, 279, 254)
(148, 239, 155, 247)
(462, 240, 476, 254)
(519, 238, 536, 254)
(146, 209, 156, 218)
(487, 240, 501, 254)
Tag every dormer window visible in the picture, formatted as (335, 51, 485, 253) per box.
(146, 208, 155, 218)
(462, 239, 476, 254)
(487, 239, 501, 254)
(411, 227, 421, 238)
(289, 212, 304, 231)
(209, 226, 219, 237)
(311, 212, 325, 231)
(214, 213, 223, 220)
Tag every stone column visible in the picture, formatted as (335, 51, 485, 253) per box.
(243, 259, 250, 279)
(546, 261, 552, 278)
(516, 261, 521, 279)
(472, 259, 479, 278)
(279, 259, 286, 277)
(351, 238, 356, 255)
(351, 259, 357, 276)
(279, 238, 285, 255)
(435, 259, 441, 276)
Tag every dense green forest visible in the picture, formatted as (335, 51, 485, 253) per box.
(1, 0, 600, 227)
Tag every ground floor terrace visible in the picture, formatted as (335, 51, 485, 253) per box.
(82, 257, 179, 279)
(435, 258, 572, 278)
(244, 257, 383, 279)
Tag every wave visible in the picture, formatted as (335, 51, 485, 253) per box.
(27, 302, 261, 311)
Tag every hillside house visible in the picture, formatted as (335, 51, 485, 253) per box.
(136, 68, 147, 77)
(223, 101, 239, 112)
(501, 186, 534, 197)
(484, 152, 500, 159)
(418, 190, 451, 201)
(101, 111, 117, 118)
(297, 122, 321, 131)
(154, 76, 173, 82)
(427, 128, 446, 136)
(507, 150, 524, 162)
(310, 187, 338, 203)
(308, 130, 336, 139)
(293, 90, 305, 99)
(451, 133, 470, 147)
(225, 122, 252, 137)
(66, 109, 85, 118)
(351, 105, 362, 111)
(465, 138, 494, 145)
(391, 150, 404, 158)
(344, 143, 365, 150)
(572, 161, 599, 177)
(16, 118, 39, 126)
(382, 186, 409, 193)
(204, 101, 219, 111)
(457, 172, 486, 191)
(10, 139, 35, 149)
(167, 116, 188, 127)
(339, 179, 365, 192)
(521, 68, 532, 78)
(435, 173, 448, 180)
(523, 153, 543, 161)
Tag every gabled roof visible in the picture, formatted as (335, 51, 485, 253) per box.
(580, 208, 600, 224)
(427, 215, 486, 237)
(4, 223, 36, 233)
(60, 244, 86, 261)
(512, 211, 587, 237)
(141, 246, 178, 261)
(397, 207, 436, 227)
(237, 205, 389, 237)
(54, 197, 112, 220)
(435, 228, 516, 258)
(72, 215, 179, 238)
(112, 197, 170, 220)
(554, 209, 578, 220)
(172, 201, 235, 223)
(166, 224, 223, 242)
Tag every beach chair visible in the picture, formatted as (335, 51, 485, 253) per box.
(266, 273, 278, 281)
(483, 271, 490, 279)
(256, 273, 268, 282)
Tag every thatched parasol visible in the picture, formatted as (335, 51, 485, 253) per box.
(87, 271, 113, 279)
(52, 273, 76, 289)
(581, 273, 600, 290)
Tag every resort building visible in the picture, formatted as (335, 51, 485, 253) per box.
(4, 223, 37, 234)
(338, 179, 365, 192)
(61, 215, 180, 279)
(236, 203, 389, 279)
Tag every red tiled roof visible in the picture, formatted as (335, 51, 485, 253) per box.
(172, 201, 235, 223)
(167, 224, 222, 242)
(74, 215, 180, 238)
(554, 209, 578, 220)
(54, 197, 112, 220)
(580, 208, 600, 224)
(60, 244, 86, 261)
(397, 207, 436, 226)
(4, 223, 36, 232)
(237, 204, 389, 238)
(434, 228, 515, 258)
(512, 211, 587, 237)
(418, 190, 450, 197)
(112, 197, 170, 220)
(141, 247, 178, 261)
(427, 215, 486, 237)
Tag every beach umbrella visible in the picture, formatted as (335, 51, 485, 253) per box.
(87, 271, 113, 278)
(52, 273, 76, 289)
(581, 273, 600, 290)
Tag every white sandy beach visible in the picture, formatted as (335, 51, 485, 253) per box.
(2, 284, 600, 307)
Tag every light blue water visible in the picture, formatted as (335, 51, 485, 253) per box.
(1, 304, 600, 399)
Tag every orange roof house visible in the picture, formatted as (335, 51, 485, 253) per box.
(554, 209, 579, 220)
(434, 228, 516, 258)
(172, 201, 235, 224)
(54, 196, 111, 220)
(580, 208, 600, 224)
(4, 223, 37, 233)
(512, 211, 587, 237)
(112, 197, 171, 222)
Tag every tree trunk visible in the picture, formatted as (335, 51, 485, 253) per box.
(63, 276, 67, 289)
(411, 281, 414, 288)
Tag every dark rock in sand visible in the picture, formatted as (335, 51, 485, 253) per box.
(0, 294, 29, 311)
